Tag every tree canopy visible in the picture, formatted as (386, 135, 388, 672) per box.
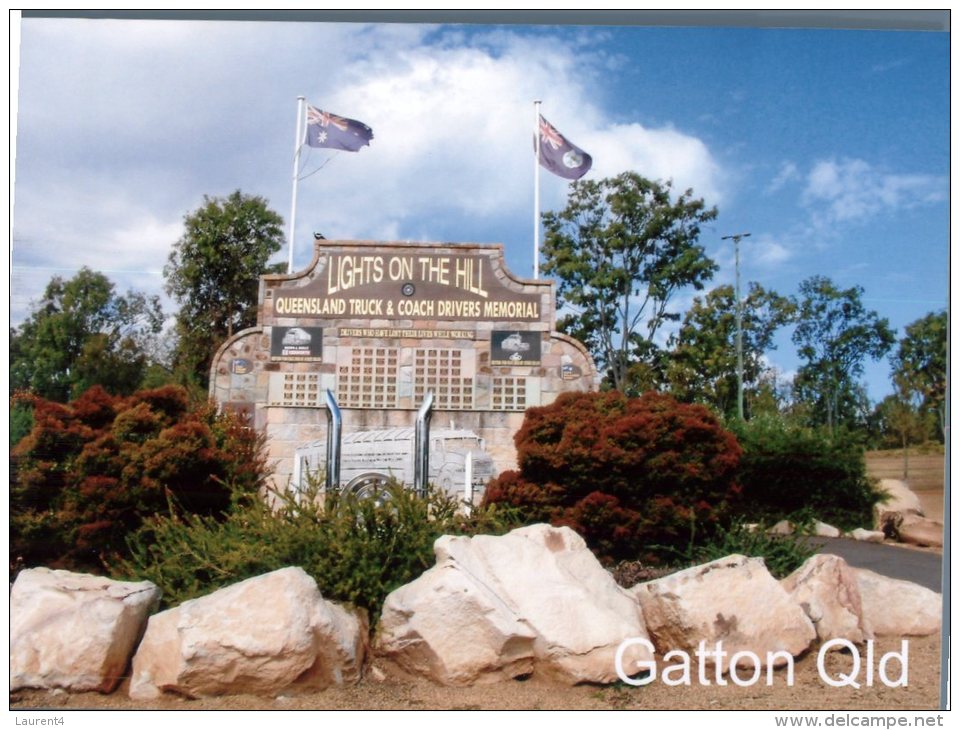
(541, 172, 718, 393)
(11, 267, 163, 402)
(668, 282, 795, 419)
(792, 276, 895, 431)
(164, 190, 284, 387)
(890, 310, 946, 441)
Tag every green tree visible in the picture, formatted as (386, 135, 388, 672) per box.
(164, 190, 284, 387)
(667, 283, 795, 419)
(11, 268, 163, 402)
(541, 172, 718, 393)
(872, 393, 930, 477)
(890, 310, 946, 441)
(791, 276, 895, 431)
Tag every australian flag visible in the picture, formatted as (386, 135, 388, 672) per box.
(537, 115, 592, 180)
(305, 105, 373, 152)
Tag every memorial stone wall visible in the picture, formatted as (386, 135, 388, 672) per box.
(210, 240, 599, 488)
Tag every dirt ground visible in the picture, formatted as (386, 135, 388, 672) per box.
(10, 635, 944, 711)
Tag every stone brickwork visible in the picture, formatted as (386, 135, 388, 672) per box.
(210, 240, 598, 489)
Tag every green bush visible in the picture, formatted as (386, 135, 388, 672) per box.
(118, 479, 523, 623)
(689, 521, 819, 579)
(612, 518, 819, 586)
(482, 391, 743, 564)
(727, 415, 882, 530)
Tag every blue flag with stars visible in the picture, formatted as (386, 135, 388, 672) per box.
(305, 105, 373, 152)
(537, 114, 591, 180)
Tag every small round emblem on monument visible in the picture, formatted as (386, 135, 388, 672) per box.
(401, 282, 416, 297)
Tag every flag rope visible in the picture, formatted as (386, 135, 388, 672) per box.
(297, 151, 339, 181)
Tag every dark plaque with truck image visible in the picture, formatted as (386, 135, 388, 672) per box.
(491, 330, 541, 366)
(271, 326, 323, 361)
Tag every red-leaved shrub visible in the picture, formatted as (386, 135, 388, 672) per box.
(11, 385, 268, 574)
(482, 391, 742, 563)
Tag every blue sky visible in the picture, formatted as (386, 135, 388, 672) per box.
(10, 13, 949, 404)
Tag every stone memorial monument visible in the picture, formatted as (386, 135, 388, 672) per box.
(209, 240, 598, 492)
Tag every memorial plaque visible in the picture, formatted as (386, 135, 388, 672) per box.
(271, 326, 323, 361)
(491, 331, 541, 366)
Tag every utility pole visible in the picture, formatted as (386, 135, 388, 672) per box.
(722, 232, 751, 420)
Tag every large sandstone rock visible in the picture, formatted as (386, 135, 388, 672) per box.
(375, 558, 539, 685)
(854, 568, 941, 636)
(781, 555, 872, 646)
(376, 524, 651, 685)
(631, 555, 816, 672)
(129, 567, 365, 699)
(893, 514, 943, 548)
(873, 478, 924, 532)
(11, 568, 161, 693)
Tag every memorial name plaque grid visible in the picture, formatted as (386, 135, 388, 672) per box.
(492, 376, 528, 411)
(269, 372, 324, 408)
(338, 347, 399, 409)
(414, 348, 474, 410)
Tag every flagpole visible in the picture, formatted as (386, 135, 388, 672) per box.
(533, 99, 542, 280)
(288, 95, 306, 275)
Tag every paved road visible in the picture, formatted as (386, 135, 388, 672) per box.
(809, 537, 944, 592)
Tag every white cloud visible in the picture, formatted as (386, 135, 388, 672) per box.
(12, 19, 727, 321)
(802, 157, 946, 225)
(585, 123, 723, 204)
(767, 161, 799, 193)
(751, 234, 792, 267)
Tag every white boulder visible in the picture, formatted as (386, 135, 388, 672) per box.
(631, 554, 816, 673)
(846, 528, 886, 543)
(376, 524, 651, 685)
(781, 555, 872, 646)
(873, 478, 924, 532)
(11, 568, 161, 693)
(768, 520, 794, 535)
(375, 558, 538, 685)
(129, 567, 365, 699)
(854, 568, 941, 636)
(813, 521, 841, 538)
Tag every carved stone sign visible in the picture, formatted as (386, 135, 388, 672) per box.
(273, 251, 541, 322)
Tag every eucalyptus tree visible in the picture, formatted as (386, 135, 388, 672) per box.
(541, 172, 718, 393)
(792, 276, 895, 431)
(668, 282, 795, 418)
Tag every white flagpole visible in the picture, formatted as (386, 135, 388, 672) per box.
(533, 99, 542, 280)
(288, 95, 306, 275)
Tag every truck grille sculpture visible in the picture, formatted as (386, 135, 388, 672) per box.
(293, 427, 496, 500)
